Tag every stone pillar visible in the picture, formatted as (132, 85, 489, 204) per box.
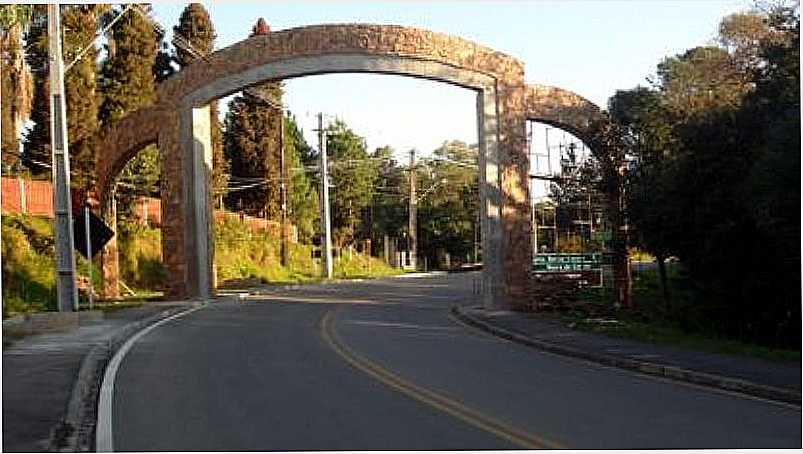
(160, 110, 187, 300)
(499, 81, 532, 308)
(161, 105, 215, 301)
(184, 105, 214, 300)
(477, 85, 506, 310)
(100, 187, 119, 298)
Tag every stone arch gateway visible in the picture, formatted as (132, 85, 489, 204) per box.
(96, 23, 603, 310)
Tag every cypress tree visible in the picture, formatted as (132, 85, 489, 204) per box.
(222, 19, 284, 218)
(99, 5, 157, 124)
(62, 5, 101, 189)
(22, 5, 103, 186)
(21, 5, 49, 175)
(222, 85, 283, 217)
(285, 115, 319, 241)
(0, 5, 33, 168)
(172, 3, 228, 203)
(98, 4, 160, 226)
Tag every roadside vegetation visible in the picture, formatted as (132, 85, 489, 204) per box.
(1, 214, 99, 316)
(214, 215, 401, 288)
(544, 3, 800, 354)
(560, 264, 800, 363)
(1, 213, 401, 318)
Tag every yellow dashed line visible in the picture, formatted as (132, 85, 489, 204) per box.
(319, 309, 565, 450)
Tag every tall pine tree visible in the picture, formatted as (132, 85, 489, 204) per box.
(21, 5, 100, 184)
(21, 5, 49, 175)
(223, 19, 284, 218)
(62, 5, 102, 189)
(172, 3, 228, 202)
(284, 115, 318, 241)
(0, 5, 33, 168)
(222, 83, 283, 217)
(98, 4, 160, 226)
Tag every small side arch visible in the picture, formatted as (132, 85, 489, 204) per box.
(95, 105, 166, 199)
(94, 105, 167, 298)
(524, 84, 602, 145)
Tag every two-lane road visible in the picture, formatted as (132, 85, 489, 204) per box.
(106, 273, 801, 451)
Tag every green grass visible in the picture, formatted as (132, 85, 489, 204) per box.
(2, 214, 106, 317)
(567, 266, 801, 363)
(214, 216, 401, 286)
(2, 214, 57, 317)
(2, 213, 402, 317)
(119, 224, 166, 292)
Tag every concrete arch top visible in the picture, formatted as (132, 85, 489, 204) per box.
(156, 23, 526, 107)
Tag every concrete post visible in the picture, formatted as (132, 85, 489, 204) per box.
(477, 86, 505, 310)
(182, 105, 214, 300)
(48, 4, 79, 312)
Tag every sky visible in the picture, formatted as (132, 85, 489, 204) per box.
(152, 0, 751, 171)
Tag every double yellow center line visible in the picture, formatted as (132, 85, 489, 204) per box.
(319, 309, 565, 450)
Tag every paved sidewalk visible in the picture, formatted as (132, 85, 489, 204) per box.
(2, 303, 188, 452)
(454, 306, 801, 404)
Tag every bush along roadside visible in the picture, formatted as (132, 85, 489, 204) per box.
(2, 213, 402, 317)
(2, 214, 106, 317)
(563, 265, 801, 363)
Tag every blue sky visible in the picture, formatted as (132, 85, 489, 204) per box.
(152, 0, 751, 165)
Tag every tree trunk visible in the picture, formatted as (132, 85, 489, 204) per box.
(608, 184, 631, 309)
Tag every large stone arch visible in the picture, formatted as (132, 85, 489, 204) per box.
(96, 23, 536, 308)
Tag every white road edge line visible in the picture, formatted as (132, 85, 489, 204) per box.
(96, 303, 205, 452)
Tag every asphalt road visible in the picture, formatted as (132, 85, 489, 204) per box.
(109, 273, 801, 451)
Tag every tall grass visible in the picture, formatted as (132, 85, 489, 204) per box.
(2, 213, 401, 317)
(214, 216, 400, 285)
(2, 214, 103, 316)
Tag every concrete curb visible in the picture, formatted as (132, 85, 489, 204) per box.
(451, 306, 801, 406)
(3, 311, 105, 338)
(47, 303, 199, 452)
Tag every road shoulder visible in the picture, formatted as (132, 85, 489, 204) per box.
(452, 305, 801, 406)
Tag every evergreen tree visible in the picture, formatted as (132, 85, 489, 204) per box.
(61, 5, 102, 189)
(222, 84, 283, 217)
(326, 120, 378, 247)
(1, 5, 33, 168)
(98, 4, 160, 227)
(99, 5, 158, 124)
(172, 3, 228, 202)
(21, 5, 49, 175)
(285, 115, 318, 241)
(22, 5, 103, 184)
(417, 141, 479, 266)
(369, 145, 406, 245)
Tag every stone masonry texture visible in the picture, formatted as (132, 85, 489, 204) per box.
(94, 23, 602, 303)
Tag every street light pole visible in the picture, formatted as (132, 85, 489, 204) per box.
(48, 4, 79, 312)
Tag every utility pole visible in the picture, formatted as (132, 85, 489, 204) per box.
(317, 113, 333, 279)
(48, 4, 79, 312)
(408, 149, 417, 270)
(279, 110, 288, 267)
